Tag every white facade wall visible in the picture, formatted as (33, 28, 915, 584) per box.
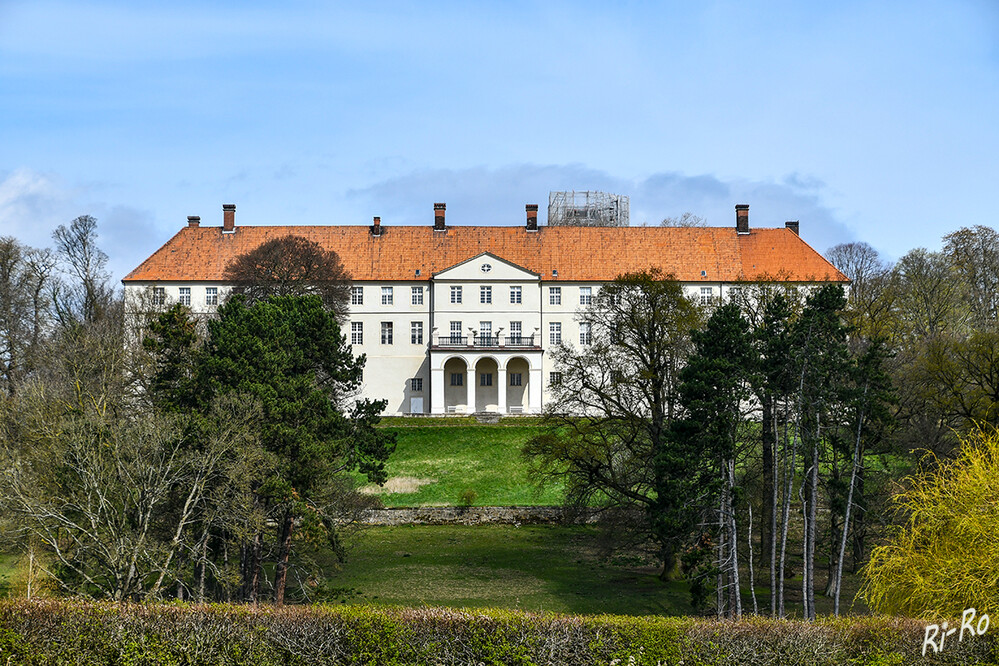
(347, 281, 431, 415)
(125, 259, 778, 416)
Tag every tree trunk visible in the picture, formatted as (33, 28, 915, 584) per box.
(761, 396, 775, 584)
(748, 503, 758, 615)
(249, 532, 262, 604)
(659, 545, 677, 581)
(777, 419, 798, 618)
(716, 494, 725, 618)
(769, 404, 779, 615)
(274, 511, 295, 606)
(834, 388, 866, 615)
(727, 459, 742, 619)
(197, 530, 209, 603)
(27, 545, 34, 600)
(852, 466, 866, 574)
(805, 427, 819, 621)
(800, 464, 810, 621)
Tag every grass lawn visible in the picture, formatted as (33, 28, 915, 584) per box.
(323, 524, 871, 618)
(356, 425, 563, 507)
(326, 524, 691, 616)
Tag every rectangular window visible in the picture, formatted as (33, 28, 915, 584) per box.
(351, 286, 363, 305)
(381, 287, 393, 305)
(549, 286, 561, 305)
(550, 322, 562, 345)
(510, 373, 522, 386)
(580, 321, 592, 345)
(480, 373, 493, 387)
(205, 287, 218, 306)
(450, 286, 462, 304)
(450, 373, 464, 386)
(480, 321, 492, 345)
(411, 378, 423, 392)
(480, 286, 492, 304)
(450, 321, 463, 344)
(509, 286, 522, 304)
(351, 321, 363, 345)
(179, 287, 191, 306)
(700, 287, 713, 305)
(509, 321, 522, 344)
(579, 287, 592, 305)
(411, 321, 423, 345)
(550, 371, 563, 386)
(380, 322, 393, 344)
(411, 286, 423, 305)
(728, 286, 742, 301)
(152, 286, 165, 306)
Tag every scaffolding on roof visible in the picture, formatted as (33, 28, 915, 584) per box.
(547, 191, 630, 227)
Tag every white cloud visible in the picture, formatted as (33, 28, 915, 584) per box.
(0, 167, 161, 283)
(0, 168, 72, 244)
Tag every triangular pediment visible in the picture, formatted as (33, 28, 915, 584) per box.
(432, 252, 540, 281)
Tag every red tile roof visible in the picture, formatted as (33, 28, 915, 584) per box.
(123, 225, 847, 284)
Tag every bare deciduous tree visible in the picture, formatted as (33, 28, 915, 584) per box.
(942, 225, 999, 326)
(826, 242, 896, 340)
(0, 238, 55, 395)
(0, 392, 265, 601)
(51, 215, 114, 326)
(660, 212, 707, 227)
(223, 235, 351, 320)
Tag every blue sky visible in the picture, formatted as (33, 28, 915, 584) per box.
(1, 1, 998, 280)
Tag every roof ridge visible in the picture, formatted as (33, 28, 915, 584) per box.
(121, 224, 848, 284)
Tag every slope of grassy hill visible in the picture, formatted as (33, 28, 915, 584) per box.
(356, 424, 563, 507)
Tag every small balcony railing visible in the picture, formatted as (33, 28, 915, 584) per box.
(432, 334, 539, 349)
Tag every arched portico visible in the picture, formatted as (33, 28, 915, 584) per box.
(441, 356, 469, 413)
(430, 350, 542, 415)
(505, 356, 530, 413)
(474, 357, 499, 412)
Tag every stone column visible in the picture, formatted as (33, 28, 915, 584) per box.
(431, 366, 445, 414)
(497, 366, 507, 414)
(466, 364, 476, 414)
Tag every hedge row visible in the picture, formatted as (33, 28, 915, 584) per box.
(0, 600, 996, 665)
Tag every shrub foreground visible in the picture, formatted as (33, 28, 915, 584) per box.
(0, 600, 996, 665)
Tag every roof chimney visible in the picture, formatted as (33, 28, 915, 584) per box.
(434, 202, 446, 231)
(371, 216, 382, 236)
(187, 215, 200, 227)
(785, 220, 799, 236)
(526, 204, 538, 231)
(222, 204, 236, 233)
(735, 204, 749, 234)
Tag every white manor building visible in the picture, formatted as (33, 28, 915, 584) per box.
(123, 203, 846, 416)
